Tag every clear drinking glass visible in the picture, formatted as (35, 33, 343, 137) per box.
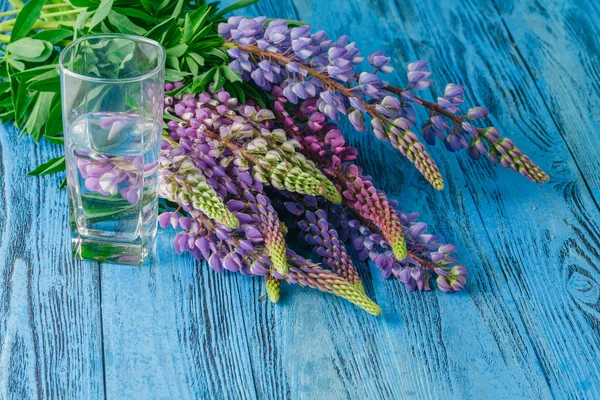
(59, 34, 165, 264)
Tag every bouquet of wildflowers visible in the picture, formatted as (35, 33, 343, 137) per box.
(0, 0, 547, 315)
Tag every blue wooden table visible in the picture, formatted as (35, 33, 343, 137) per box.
(2, 0, 600, 398)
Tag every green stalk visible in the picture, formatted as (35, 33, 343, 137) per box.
(40, 9, 82, 19)
(0, 2, 74, 17)
(0, 9, 80, 28)
(0, 20, 82, 32)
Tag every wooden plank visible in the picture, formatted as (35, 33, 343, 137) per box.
(0, 125, 105, 399)
(96, 0, 600, 398)
(493, 0, 600, 201)
(327, 0, 600, 397)
(100, 238, 261, 399)
(256, 1, 558, 397)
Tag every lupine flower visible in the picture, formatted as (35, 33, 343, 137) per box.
(368, 51, 393, 73)
(265, 273, 281, 303)
(407, 60, 432, 90)
(276, 250, 381, 316)
(220, 17, 445, 190)
(342, 168, 407, 261)
(296, 208, 363, 287)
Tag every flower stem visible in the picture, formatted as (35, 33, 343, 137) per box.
(0, 2, 74, 18)
(234, 42, 444, 190)
(384, 84, 494, 145)
(0, 20, 81, 32)
(40, 9, 83, 20)
(232, 42, 389, 124)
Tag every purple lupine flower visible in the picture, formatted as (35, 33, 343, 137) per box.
(368, 51, 393, 73)
(467, 106, 489, 119)
(407, 60, 432, 90)
(220, 17, 548, 188)
(358, 72, 385, 98)
(348, 109, 366, 131)
(296, 208, 362, 286)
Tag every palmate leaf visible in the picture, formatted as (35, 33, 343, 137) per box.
(3, 0, 267, 178)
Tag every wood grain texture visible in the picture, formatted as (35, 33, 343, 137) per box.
(2, 0, 600, 398)
(0, 124, 105, 400)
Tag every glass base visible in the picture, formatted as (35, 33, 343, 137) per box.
(72, 237, 150, 265)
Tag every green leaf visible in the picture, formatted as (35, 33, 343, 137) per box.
(26, 68, 58, 82)
(229, 81, 246, 104)
(74, 10, 93, 36)
(188, 52, 205, 66)
(7, 38, 52, 62)
(189, 25, 213, 46)
(44, 98, 62, 140)
(144, 15, 175, 41)
(26, 68, 60, 93)
(28, 155, 65, 176)
(25, 92, 54, 142)
(112, 7, 155, 23)
(166, 43, 188, 57)
(186, 56, 199, 76)
(199, 47, 228, 63)
(14, 65, 57, 79)
(210, 67, 224, 91)
(164, 25, 183, 49)
(165, 83, 190, 96)
(107, 11, 147, 35)
(165, 69, 192, 82)
(27, 75, 60, 92)
(188, 5, 211, 30)
(9, 0, 25, 8)
(69, 0, 96, 6)
(241, 82, 266, 108)
(32, 29, 74, 45)
(212, 0, 259, 19)
(166, 56, 180, 71)
(7, 58, 25, 72)
(11, 74, 37, 126)
(190, 35, 223, 51)
(183, 14, 193, 44)
(163, 111, 184, 122)
(191, 68, 215, 91)
(155, 0, 170, 13)
(170, 0, 184, 18)
(220, 65, 242, 83)
(45, 136, 64, 145)
(140, 0, 153, 14)
(0, 110, 15, 123)
(59, 178, 67, 190)
(10, 0, 47, 42)
(224, 81, 244, 105)
(90, 0, 114, 30)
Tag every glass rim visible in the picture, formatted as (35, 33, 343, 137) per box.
(59, 33, 166, 83)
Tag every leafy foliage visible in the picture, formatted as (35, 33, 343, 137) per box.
(0, 0, 262, 145)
